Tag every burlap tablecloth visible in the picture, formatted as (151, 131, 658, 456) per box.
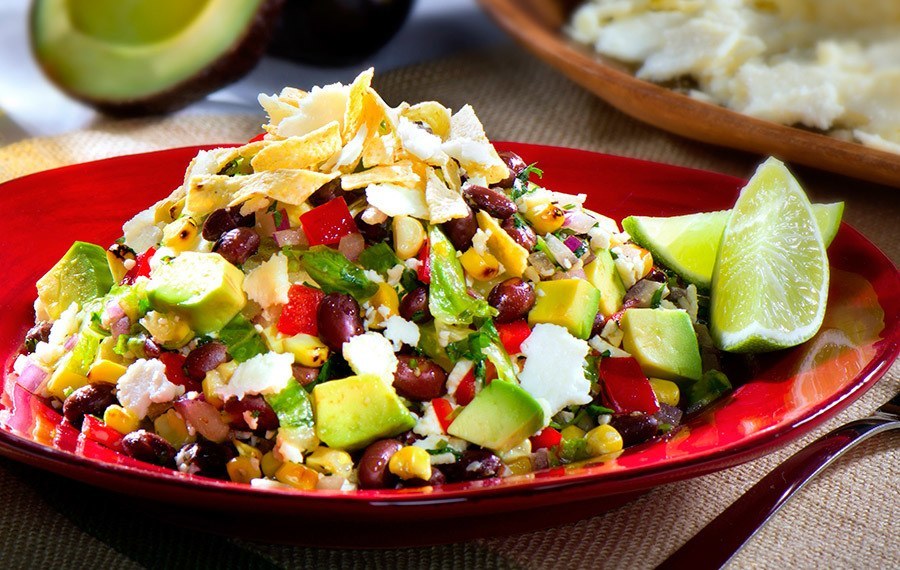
(0, 47, 897, 569)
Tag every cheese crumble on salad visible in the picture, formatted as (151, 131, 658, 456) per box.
(12, 69, 731, 491)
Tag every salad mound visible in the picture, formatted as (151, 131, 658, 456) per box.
(13, 69, 734, 491)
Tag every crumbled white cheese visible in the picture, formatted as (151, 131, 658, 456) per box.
(365, 183, 430, 219)
(412, 402, 444, 438)
(382, 316, 420, 351)
(588, 335, 631, 358)
(250, 478, 295, 491)
(397, 117, 444, 162)
(117, 359, 185, 418)
(34, 303, 81, 369)
(273, 82, 350, 138)
(424, 168, 468, 224)
(342, 332, 398, 385)
(363, 269, 385, 283)
(611, 245, 641, 289)
(122, 209, 163, 254)
(518, 323, 592, 422)
(386, 264, 406, 287)
(600, 319, 624, 348)
(214, 351, 294, 401)
(243, 252, 290, 309)
(471, 228, 491, 257)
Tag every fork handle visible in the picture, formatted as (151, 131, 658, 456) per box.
(657, 417, 900, 570)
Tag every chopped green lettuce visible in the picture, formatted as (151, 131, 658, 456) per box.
(217, 315, 267, 363)
(293, 245, 377, 300)
(427, 226, 494, 326)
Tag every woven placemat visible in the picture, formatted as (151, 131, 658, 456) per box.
(0, 46, 897, 569)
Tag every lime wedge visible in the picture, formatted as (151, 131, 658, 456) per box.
(623, 202, 841, 291)
(709, 158, 829, 353)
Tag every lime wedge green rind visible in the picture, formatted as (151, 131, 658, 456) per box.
(623, 201, 842, 291)
(709, 158, 829, 353)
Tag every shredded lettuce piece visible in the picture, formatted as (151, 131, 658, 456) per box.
(427, 226, 494, 326)
(265, 379, 314, 429)
(358, 243, 401, 274)
(291, 245, 377, 300)
(217, 315, 267, 363)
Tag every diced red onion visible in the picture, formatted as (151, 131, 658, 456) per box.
(174, 396, 229, 443)
(273, 228, 307, 248)
(257, 211, 277, 238)
(105, 300, 126, 323)
(338, 232, 365, 262)
(528, 252, 556, 277)
(111, 316, 131, 339)
(16, 362, 48, 393)
(563, 235, 583, 253)
(623, 279, 666, 308)
(544, 234, 578, 269)
(64, 334, 78, 351)
(563, 210, 597, 234)
(276, 208, 290, 231)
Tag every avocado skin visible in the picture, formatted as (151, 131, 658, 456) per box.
(29, 0, 285, 117)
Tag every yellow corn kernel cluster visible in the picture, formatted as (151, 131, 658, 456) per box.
(261, 451, 283, 478)
(367, 282, 400, 328)
(153, 409, 195, 448)
(560, 425, 586, 440)
(103, 405, 140, 435)
(526, 203, 566, 234)
(392, 215, 426, 260)
(161, 216, 200, 251)
(275, 462, 319, 490)
(388, 446, 432, 481)
(649, 378, 680, 406)
(227, 456, 262, 484)
(460, 247, 500, 281)
(283, 333, 330, 367)
(87, 359, 126, 384)
(585, 425, 624, 457)
(305, 447, 353, 479)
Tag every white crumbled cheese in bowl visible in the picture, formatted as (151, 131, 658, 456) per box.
(568, 0, 900, 151)
(117, 359, 185, 418)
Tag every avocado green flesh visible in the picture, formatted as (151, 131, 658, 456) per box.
(584, 249, 626, 318)
(620, 308, 702, 382)
(312, 375, 416, 451)
(447, 381, 544, 452)
(33, 0, 265, 100)
(623, 202, 842, 291)
(36, 241, 114, 320)
(528, 279, 601, 340)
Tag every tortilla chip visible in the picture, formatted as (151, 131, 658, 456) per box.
(333, 123, 368, 173)
(343, 68, 375, 143)
(341, 160, 421, 190)
(425, 168, 468, 224)
(250, 121, 342, 171)
(184, 175, 245, 217)
(231, 169, 339, 207)
(362, 133, 396, 168)
(449, 104, 490, 142)
(438, 157, 462, 192)
(403, 101, 452, 140)
(365, 183, 430, 219)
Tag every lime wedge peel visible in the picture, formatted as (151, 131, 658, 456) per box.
(623, 202, 842, 292)
(709, 158, 830, 353)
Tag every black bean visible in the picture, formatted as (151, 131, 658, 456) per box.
(184, 341, 228, 381)
(176, 440, 236, 479)
(442, 450, 503, 482)
(122, 430, 177, 468)
(223, 395, 279, 433)
(213, 227, 260, 265)
(399, 287, 432, 323)
(202, 206, 255, 241)
(143, 338, 162, 359)
(464, 185, 517, 219)
(317, 293, 364, 351)
(357, 439, 402, 489)
(354, 211, 390, 244)
(62, 383, 118, 428)
(24, 321, 52, 352)
(398, 466, 446, 488)
(441, 205, 478, 251)
(591, 310, 607, 338)
(609, 413, 659, 447)
(393, 355, 446, 401)
(308, 179, 344, 207)
(500, 216, 536, 251)
(488, 278, 536, 323)
(292, 364, 320, 386)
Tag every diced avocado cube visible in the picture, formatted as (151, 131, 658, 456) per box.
(528, 279, 601, 340)
(584, 249, 626, 318)
(312, 374, 415, 451)
(147, 252, 245, 335)
(448, 380, 544, 452)
(620, 308, 702, 382)
(37, 241, 114, 319)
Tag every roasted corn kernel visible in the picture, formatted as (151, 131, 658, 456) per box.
(233, 440, 263, 462)
(161, 216, 200, 251)
(275, 461, 319, 490)
(227, 456, 262, 484)
(388, 446, 432, 481)
(560, 425, 586, 440)
(585, 424, 624, 457)
(261, 451, 283, 478)
(649, 378, 680, 406)
(153, 409, 194, 448)
(526, 203, 566, 234)
(368, 282, 400, 327)
(305, 447, 353, 478)
(283, 333, 330, 367)
(88, 359, 127, 384)
(103, 405, 140, 435)
(392, 215, 426, 260)
(459, 247, 501, 281)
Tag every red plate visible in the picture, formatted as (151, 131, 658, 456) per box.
(0, 143, 897, 546)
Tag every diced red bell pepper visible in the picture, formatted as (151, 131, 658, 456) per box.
(431, 398, 454, 433)
(158, 351, 199, 392)
(277, 284, 325, 336)
(598, 356, 660, 414)
(416, 239, 431, 284)
(299, 197, 358, 246)
(454, 369, 476, 406)
(496, 319, 531, 354)
(81, 414, 124, 451)
(530, 427, 562, 450)
(121, 247, 155, 285)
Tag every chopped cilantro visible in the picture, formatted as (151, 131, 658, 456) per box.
(650, 286, 665, 309)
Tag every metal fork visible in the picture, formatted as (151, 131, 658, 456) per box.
(658, 390, 900, 570)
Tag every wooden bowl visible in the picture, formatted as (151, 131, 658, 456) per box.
(477, 0, 900, 188)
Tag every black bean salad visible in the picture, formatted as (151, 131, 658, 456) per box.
(13, 70, 733, 491)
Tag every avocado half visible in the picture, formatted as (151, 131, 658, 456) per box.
(30, 0, 284, 116)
